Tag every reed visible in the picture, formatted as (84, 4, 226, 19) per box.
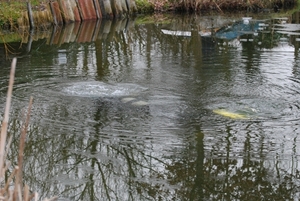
(0, 58, 57, 201)
(171, 0, 296, 12)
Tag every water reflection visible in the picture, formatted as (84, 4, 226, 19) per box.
(2, 13, 300, 200)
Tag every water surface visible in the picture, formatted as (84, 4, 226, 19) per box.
(1, 13, 300, 200)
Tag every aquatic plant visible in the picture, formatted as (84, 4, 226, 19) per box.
(0, 58, 57, 201)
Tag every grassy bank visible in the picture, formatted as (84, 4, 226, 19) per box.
(0, 0, 42, 29)
(0, 0, 298, 30)
(141, 0, 297, 12)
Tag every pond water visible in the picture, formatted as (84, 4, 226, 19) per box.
(1, 12, 300, 200)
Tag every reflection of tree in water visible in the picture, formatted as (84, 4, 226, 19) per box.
(163, 128, 300, 200)
(7, 115, 300, 200)
(4, 16, 300, 200)
(7, 99, 173, 200)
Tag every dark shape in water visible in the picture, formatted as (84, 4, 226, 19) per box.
(215, 20, 260, 40)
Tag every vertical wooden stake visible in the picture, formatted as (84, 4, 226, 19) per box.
(27, 1, 35, 29)
(49, 2, 58, 25)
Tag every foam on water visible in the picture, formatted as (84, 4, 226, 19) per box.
(131, 100, 149, 106)
(62, 81, 148, 97)
(121, 97, 137, 103)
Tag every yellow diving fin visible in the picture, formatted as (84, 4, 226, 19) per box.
(213, 109, 248, 119)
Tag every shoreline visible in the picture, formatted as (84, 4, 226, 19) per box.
(137, 0, 297, 13)
(0, 0, 297, 32)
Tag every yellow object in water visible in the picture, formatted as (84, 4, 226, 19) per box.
(213, 109, 248, 119)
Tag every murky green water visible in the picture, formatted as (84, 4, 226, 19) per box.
(1, 12, 300, 200)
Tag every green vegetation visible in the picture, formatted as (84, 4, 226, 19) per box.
(144, 0, 297, 12)
(0, 0, 40, 28)
(0, 2, 25, 28)
(0, 0, 297, 30)
(136, 0, 154, 13)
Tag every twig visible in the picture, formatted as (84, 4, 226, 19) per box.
(17, 184, 22, 201)
(15, 96, 34, 198)
(1, 166, 18, 196)
(4, 136, 12, 161)
(34, 192, 38, 201)
(213, 0, 223, 13)
(24, 184, 29, 201)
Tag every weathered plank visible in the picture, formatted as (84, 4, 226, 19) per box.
(100, 0, 114, 19)
(20, 0, 136, 29)
(59, 23, 76, 43)
(98, 20, 112, 39)
(50, 26, 63, 45)
(92, 20, 102, 41)
(77, 21, 97, 43)
(121, 0, 128, 15)
(111, 0, 123, 17)
(58, 0, 75, 23)
(69, 0, 81, 21)
(93, 0, 102, 19)
(128, 0, 137, 13)
(49, 1, 63, 25)
(77, 0, 97, 20)
(70, 23, 81, 42)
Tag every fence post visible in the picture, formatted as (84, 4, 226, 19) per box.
(27, 1, 35, 29)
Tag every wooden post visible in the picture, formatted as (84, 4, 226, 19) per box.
(75, 0, 83, 20)
(58, 0, 75, 24)
(69, 0, 81, 21)
(120, 0, 128, 15)
(99, 0, 114, 19)
(26, 29, 34, 53)
(27, 1, 35, 29)
(128, 0, 137, 13)
(93, 0, 102, 19)
(49, 1, 64, 25)
(49, 2, 57, 25)
(77, 0, 97, 20)
(100, 19, 112, 39)
(125, 0, 130, 11)
(110, 0, 123, 18)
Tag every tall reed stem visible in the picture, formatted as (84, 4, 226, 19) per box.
(0, 58, 17, 179)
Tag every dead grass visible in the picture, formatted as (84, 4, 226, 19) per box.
(146, 0, 296, 12)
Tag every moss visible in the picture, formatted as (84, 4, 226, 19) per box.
(0, 1, 41, 29)
(136, 0, 155, 13)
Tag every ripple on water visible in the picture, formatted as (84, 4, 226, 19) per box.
(207, 97, 298, 121)
(61, 81, 148, 97)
